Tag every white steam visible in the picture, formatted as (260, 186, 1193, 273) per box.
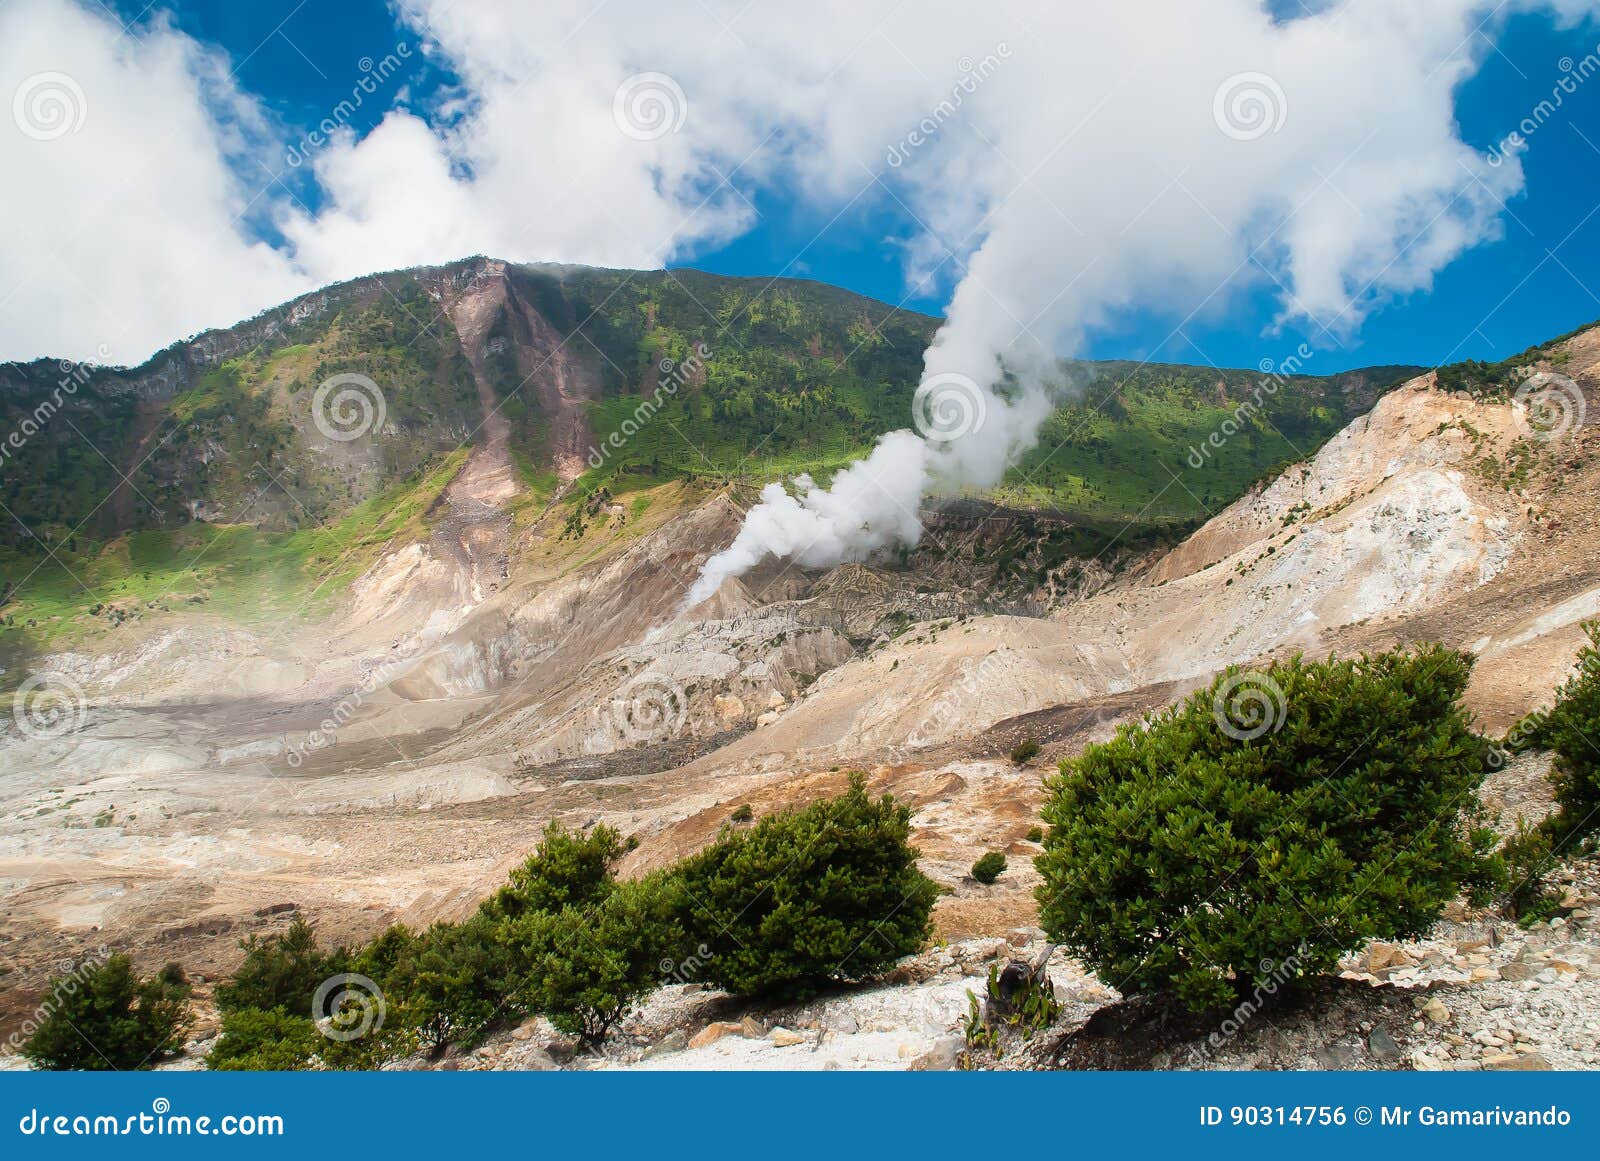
(687, 341, 1056, 605)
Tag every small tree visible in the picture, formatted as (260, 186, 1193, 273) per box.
(677, 773, 939, 999)
(206, 1009, 319, 1071)
(215, 915, 349, 1017)
(971, 852, 1007, 884)
(23, 955, 192, 1070)
(1036, 648, 1499, 1013)
(1515, 620, 1600, 837)
(510, 871, 685, 1046)
(1502, 621, 1600, 914)
(385, 916, 524, 1053)
(482, 822, 629, 920)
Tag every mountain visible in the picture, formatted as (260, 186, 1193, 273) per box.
(5, 260, 1598, 1069)
(0, 256, 1415, 659)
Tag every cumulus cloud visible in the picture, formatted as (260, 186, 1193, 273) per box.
(0, 0, 1593, 440)
(0, 0, 307, 363)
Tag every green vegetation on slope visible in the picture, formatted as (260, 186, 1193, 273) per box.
(0, 259, 1422, 651)
(0, 449, 465, 652)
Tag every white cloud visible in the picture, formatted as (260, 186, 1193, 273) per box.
(0, 0, 308, 363)
(1, 0, 1595, 377)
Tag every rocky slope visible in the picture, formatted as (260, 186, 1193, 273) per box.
(0, 280, 1596, 1070)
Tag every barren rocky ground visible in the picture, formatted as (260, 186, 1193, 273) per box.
(4, 328, 1600, 1070)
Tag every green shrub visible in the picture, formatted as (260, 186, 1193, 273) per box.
(206, 1008, 319, 1071)
(971, 852, 1007, 884)
(1009, 738, 1041, 765)
(1036, 648, 1499, 1013)
(215, 916, 349, 1017)
(1025, 826, 1045, 844)
(730, 803, 754, 823)
(1513, 621, 1600, 837)
(482, 822, 629, 920)
(384, 916, 524, 1052)
(1500, 622, 1600, 913)
(508, 871, 686, 1045)
(23, 955, 192, 1070)
(677, 773, 938, 999)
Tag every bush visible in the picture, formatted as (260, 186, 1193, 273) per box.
(677, 773, 938, 999)
(482, 822, 629, 920)
(384, 916, 524, 1052)
(1501, 622, 1600, 913)
(206, 1009, 319, 1071)
(730, 803, 754, 823)
(1009, 738, 1041, 765)
(971, 852, 1007, 884)
(1036, 649, 1499, 1013)
(1025, 826, 1045, 844)
(508, 872, 685, 1045)
(23, 955, 192, 1070)
(1514, 620, 1600, 837)
(215, 916, 348, 1017)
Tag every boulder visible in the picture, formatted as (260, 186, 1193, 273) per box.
(768, 1027, 807, 1047)
(688, 1021, 743, 1050)
(907, 1036, 966, 1071)
(1367, 1026, 1402, 1062)
(1482, 1052, 1551, 1071)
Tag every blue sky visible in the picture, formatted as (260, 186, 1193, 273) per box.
(88, 1, 1600, 373)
